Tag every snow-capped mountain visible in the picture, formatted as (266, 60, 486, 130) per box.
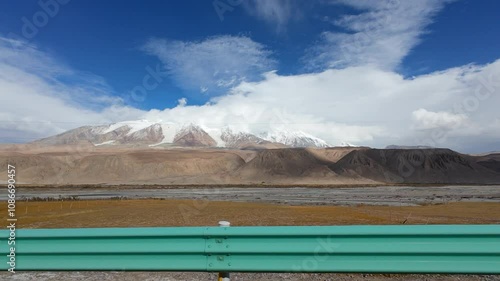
(173, 124, 217, 147)
(220, 128, 269, 148)
(385, 145, 435, 149)
(33, 120, 332, 148)
(258, 129, 329, 148)
(338, 141, 358, 147)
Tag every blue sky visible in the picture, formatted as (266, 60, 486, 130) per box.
(0, 0, 499, 152)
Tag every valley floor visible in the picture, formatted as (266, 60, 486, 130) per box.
(5, 185, 500, 206)
(1, 199, 498, 228)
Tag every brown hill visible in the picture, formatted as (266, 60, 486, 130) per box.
(173, 125, 217, 147)
(306, 147, 368, 163)
(33, 126, 106, 145)
(331, 149, 500, 184)
(0, 148, 245, 185)
(475, 153, 500, 173)
(236, 148, 332, 177)
(233, 148, 376, 184)
(1, 146, 499, 185)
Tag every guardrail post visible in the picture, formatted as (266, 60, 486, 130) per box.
(217, 221, 230, 281)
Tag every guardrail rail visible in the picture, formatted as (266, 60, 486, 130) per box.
(1, 224, 499, 274)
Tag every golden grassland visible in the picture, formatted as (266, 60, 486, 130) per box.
(1, 199, 499, 228)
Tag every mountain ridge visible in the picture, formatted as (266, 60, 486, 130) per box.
(33, 120, 339, 148)
(1, 145, 499, 185)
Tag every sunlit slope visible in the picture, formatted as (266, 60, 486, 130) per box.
(1, 146, 499, 185)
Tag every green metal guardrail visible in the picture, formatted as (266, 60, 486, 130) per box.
(1, 225, 500, 273)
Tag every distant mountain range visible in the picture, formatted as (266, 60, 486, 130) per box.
(32, 120, 343, 148)
(385, 145, 435, 149)
(1, 145, 499, 185)
(6, 120, 498, 186)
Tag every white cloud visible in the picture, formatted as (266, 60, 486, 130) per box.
(412, 108, 468, 130)
(0, 37, 144, 142)
(304, 0, 452, 70)
(142, 36, 275, 94)
(242, 0, 299, 33)
(1, 29, 500, 153)
(138, 59, 500, 151)
(177, 98, 188, 107)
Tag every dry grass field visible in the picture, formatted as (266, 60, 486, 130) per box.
(2, 199, 499, 228)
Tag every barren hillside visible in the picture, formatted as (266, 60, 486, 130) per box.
(1, 145, 499, 185)
(331, 149, 500, 184)
(475, 153, 500, 173)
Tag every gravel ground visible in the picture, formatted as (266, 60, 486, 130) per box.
(1, 272, 500, 281)
(6, 185, 500, 206)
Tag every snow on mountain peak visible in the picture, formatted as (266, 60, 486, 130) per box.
(338, 141, 357, 147)
(35, 120, 333, 148)
(173, 123, 217, 147)
(259, 129, 329, 148)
